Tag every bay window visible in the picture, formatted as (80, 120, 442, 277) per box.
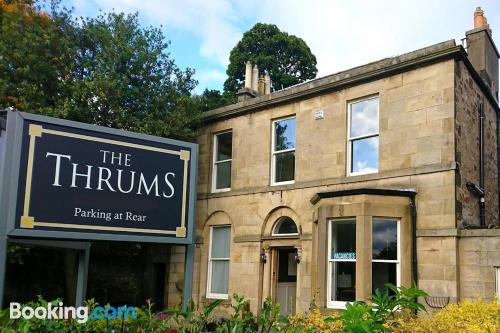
(271, 117, 296, 185)
(372, 218, 400, 294)
(207, 226, 231, 299)
(348, 96, 379, 175)
(327, 219, 356, 309)
(326, 216, 402, 308)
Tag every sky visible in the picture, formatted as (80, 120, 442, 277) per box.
(60, 0, 500, 94)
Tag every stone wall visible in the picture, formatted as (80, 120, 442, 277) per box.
(458, 229, 500, 300)
(454, 60, 499, 227)
(416, 235, 459, 304)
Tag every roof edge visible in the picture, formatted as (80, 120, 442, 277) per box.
(310, 188, 418, 205)
(203, 40, 460, 122)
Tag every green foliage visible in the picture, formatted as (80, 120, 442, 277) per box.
(0, 0, 201, 141)
(166, 298, 223, 332)
(371, 283, 427, 322)
(0, 0, 78, 115)
(200, 89, 236, 112)
(6, 245, 31, 265)
(69, 11, 200, 140)
(224, 23, 317, 93)
(324, 283, 428, 333)
(331, 301, 383, 333)
(216, 294, 283, 333)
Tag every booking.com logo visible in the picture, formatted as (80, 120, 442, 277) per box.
(9, 302, 136, 323)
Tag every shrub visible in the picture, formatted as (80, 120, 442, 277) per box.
(387, 298, 499, 333)
(285, 309, 343, 333)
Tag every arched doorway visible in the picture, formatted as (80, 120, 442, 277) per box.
(262, 216, 301, 315)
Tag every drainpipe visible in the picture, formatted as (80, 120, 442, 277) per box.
(497, 106, 500, 223)
(410, 195, 418, 286)
(479, 103, 486, 227)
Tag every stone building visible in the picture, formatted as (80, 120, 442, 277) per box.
(167, 8, 500, 313)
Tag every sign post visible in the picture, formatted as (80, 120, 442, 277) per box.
(0, 111, 198, 308)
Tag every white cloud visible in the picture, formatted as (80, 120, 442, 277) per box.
(194, 69, 228, 93)
(74, 0, 242, 67)
(196, 69, 227, 82)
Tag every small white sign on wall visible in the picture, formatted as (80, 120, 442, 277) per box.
(314, 110, 324, 120)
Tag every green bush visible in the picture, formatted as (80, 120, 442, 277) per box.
(387, 298, 499, 333)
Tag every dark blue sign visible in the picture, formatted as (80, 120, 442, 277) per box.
(1, 112, 198, 244)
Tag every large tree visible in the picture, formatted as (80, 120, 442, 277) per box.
(200, 89, 235, 111)
(0, 0, 78, 116)
(224, 23, 318, 93)
(0, 0, 201, 140)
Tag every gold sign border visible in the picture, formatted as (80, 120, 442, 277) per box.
(20, 124, 189, 237)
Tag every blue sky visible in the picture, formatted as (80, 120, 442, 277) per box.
(60, 0, 499, 94)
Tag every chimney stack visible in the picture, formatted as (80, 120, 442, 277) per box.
(236, 62, 272, 102)
(466, 7, 499, 100)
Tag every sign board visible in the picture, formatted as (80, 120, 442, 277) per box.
(332, 252, 356, 260)
(0, 111, 198, 244)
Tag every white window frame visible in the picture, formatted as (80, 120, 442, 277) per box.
(206, 225, 231, 299)
(347, 95, 379, 177)
(327, 218, 356, 309)
(271, 116, 296, 186)
(496, 267, 500, 301)
(371, 218, 401, 291)
(212, 131, 232, 193)
(271, 217, 299, 236)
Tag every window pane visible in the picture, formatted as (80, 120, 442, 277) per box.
(211, 227, 230, 258)
(274, 118, 296, 151)
(275, 151, 295, 183)
(276, 217, 298, 234)
(331, 262, 356, 302)
(352, 137, 378, 174)
(216, 132, 232, 161)
(210, 260, 229, 294)
(215, 161, 231, 189)
(372, 262, 396, 295)
(372, 219, 397, 260)
(350, 98, 379, 137)
(331, 220, 356, 260)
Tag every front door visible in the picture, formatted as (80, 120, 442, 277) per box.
(275, 248, 297, 315)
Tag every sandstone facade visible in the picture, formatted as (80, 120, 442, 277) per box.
(166, 41, 500, 313)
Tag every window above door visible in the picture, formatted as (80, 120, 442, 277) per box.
(272, 216, 299, 236)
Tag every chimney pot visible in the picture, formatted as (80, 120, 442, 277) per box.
(252, 64, 259, 92)
(244, 61, 252, 89)
(474, 7, 488, 29)
(264, 70, 271, 94)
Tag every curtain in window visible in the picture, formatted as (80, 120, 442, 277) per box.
(209, 226, 230, 295)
